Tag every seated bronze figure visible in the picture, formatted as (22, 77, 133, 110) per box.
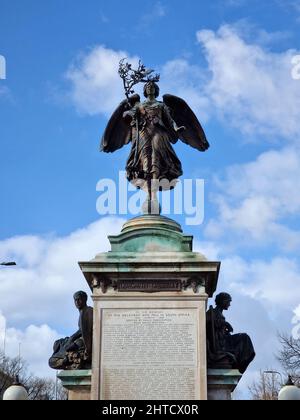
(206, 292, 255, 374)
(49, 291, 93, 370)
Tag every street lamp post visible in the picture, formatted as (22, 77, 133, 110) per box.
(1, 260, 24, 399)
(262, 370, 283, 400)
(1, 261, 17, 354)
(0, 262, 16, 266)
(263, 370, 283, 382)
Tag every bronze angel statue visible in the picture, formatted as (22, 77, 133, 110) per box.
(101, 60, 209, 213)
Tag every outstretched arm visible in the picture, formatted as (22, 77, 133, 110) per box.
(163, 103, 185, 133)
(163, 94, 209, 151)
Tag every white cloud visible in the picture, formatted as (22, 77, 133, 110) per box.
(0, 86, 13, 103)
(160, 59, 212, 122)
(195, 237, 300, 315)
(197, 25, 300, 140)
(139, 1, 166, 28)
(64, 23, 300, 144)
(224, 0, 248, 7)
(194, 240, 221, 261)
(99, 12, 109, 24)
(64, 25, 300, 144)
(278, 0, 300, 22)
(0, 217, 125, 377)
(0, 312, 59, 378)
(0, 86, 7, 96)
(292, 305, 300, 339)
(294, 304, 300, 318)
(205, 147, 300, 251)
(0, 217, 125, 330)
(221, 256, 300, 312)
(65, 46, 140, 116)
(0, 236, 48, 267)
(64, 47, 211, 122)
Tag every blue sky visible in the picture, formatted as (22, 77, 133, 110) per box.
(1, 0, 300, 397)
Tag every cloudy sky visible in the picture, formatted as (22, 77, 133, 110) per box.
(1, 0, 300, 397)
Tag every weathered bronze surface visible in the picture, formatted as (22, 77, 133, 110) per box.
(49, 291, 93, 370)
(101, 61, 209, 213)
(206, 293, 255, 374)
(90, 273, 210, 295)
(117, 279, 182, 292)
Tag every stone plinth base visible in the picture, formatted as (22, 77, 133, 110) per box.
(57, 369, 242, 400)
(207, 369, 242, 400)
(58, 370, 91, 400)
(79, 215, 220, 401)
(91, 293, 208, 400)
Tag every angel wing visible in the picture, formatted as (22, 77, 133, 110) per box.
(163, 94, 210, 152)
(100, 94, 140, 153)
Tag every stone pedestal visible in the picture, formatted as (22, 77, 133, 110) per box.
(79, 215, 220, 400)
(57, 370, 91, 400)
(91, 291, 208, 400)
(207, 369, 242, 400)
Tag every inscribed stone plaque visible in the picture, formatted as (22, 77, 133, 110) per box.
(100, 308, 199, 400)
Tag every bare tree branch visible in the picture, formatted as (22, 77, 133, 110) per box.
(277, 333, 300, 378)
(248, 370, 282, 400)
(0, 351, 67, 400)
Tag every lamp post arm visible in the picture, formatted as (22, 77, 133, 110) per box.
(0, 262, 17, 266)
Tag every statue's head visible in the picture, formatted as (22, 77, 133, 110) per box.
(144, 81, 159, 98)
(73, 290, 88, 310)
(215, 292, 232, 310)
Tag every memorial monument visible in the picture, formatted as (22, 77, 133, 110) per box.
(102, 59, 209, 215)
(54, 61, 255, 400)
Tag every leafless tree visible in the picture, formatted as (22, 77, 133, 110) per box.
(0, 351, 26, 398)
(248, 370, 282, 400)
(0, 351, 67, 400)
(277, 333, 300, 383)
(249, 333, 300, 400)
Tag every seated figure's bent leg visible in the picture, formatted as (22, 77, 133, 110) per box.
(65, 336, 84, 353)
(226, 333, 255, 374)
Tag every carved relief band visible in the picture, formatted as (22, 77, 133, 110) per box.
(117, 280, 182, 292)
